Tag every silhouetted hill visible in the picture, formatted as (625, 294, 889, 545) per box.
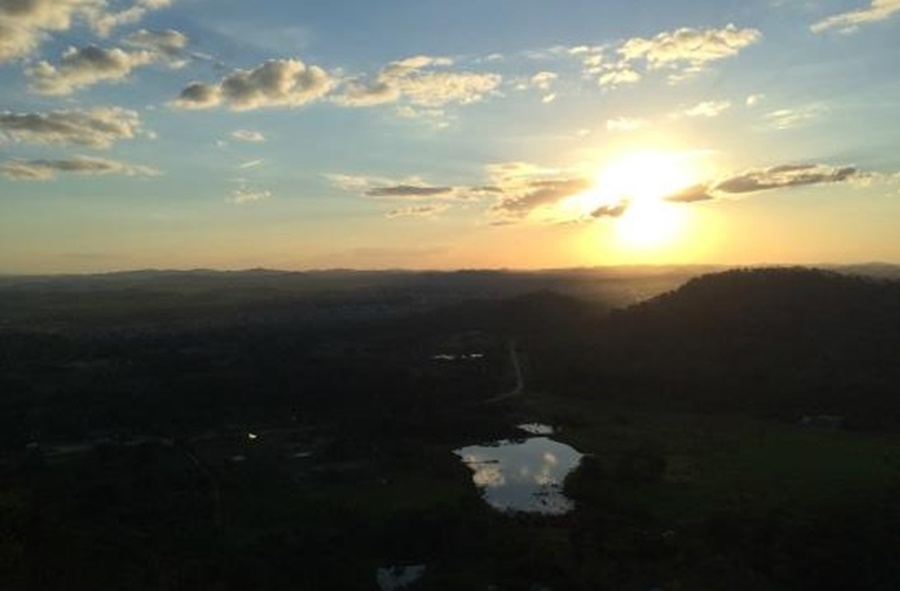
(580, 268, 900, 424)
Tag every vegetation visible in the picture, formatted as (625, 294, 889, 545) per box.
(2, 266, 900, 589)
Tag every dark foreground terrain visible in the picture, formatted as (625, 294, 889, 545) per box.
(2, 265, 900, 590)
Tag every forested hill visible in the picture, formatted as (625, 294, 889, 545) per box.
(542, 268, 900, 425)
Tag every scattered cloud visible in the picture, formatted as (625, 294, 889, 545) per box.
(765, 104, 826, 129)
(683, 100, 732, 117)
(231, 129, 266, 143)
(123, 28, 188, 66)
(91, 0, 174, 38)
(26, 45, 156, 95)
(228, 186, 271, 205)
(0, 0, 176, 63)
(618, 24, 761, 70)
(0, 0, 100, 63)
(530, 71, 558, 90)
(385, 204, 449, 219)
(577, 24, 760, 87)
(811, 0, 900, 33)
(174, 59, 334, 111)
(336, 55, 501, 109)
(598, 67, 641, 88)
(1, 155, 159, 180)
(606, 117, 647, 132)
(0, 107, 150, 149)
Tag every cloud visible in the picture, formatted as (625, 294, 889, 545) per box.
(598, 67, 641, 87)
(26, 45, 157, 95)
(606, 117, 646, 132)
(683, 100, 732, 117)
(811, 0, 900, 33)
(531, 71, 558, 90)
(365, 184, 455, 198)
(0, 0, 101, 63)
(0, 0, 175, 63)
(90, 0, 174, 38)
(328, 172, 489, 201)
(591, 200, 629, 218)
(227, 186, 271, 205)
(0, 107, 150, 148)
(488, 162, 592, 219)
(123, 28, 188, 65)
(385, 204, 449, 219)
(1, 155, 159, 180)
(173, 58, 334, 110)
(231, 129, 266, 143)
(237, 159, 263, 169)
(659, 163, 863, 205)
(746, 93, 765, 107)
(618, 24, 761, 70)
(337, 55, 501, 109)
(662, 183, 714, 203)
(765, 105, 826, 129)
(714, 164, 860, 194)
(578, 24, 760, 87)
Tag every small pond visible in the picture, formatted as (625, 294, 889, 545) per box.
(455, 429, 583, 515)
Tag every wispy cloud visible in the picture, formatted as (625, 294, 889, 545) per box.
(231, 130, 266, 143)
(682, 100, 732, 118)
(385, 204, 449, 219)
(765, 104, 826, 129)
(227, 186, 271, 205)
(336, 55, 501, 109)
(1, 155, 160, 181)
(811, 0, 900, 33)
(606, 117, 647, 132)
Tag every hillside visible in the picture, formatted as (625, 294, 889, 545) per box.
(568, 268, 900, 423)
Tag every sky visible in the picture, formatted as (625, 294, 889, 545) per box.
(1, 0, 899, 273)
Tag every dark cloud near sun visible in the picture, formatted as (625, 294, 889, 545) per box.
(662, 163, 863, 206)
(491, 177, 591, 217)
(663, 183, 714, 203)
(591, 200, 630, 218)
(715, 164, 859, 194)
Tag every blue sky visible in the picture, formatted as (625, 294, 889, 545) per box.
(1, 0, 899, 272)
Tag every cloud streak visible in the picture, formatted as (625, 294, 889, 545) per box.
(811, 0, 900, 33)
(0, 107, 150, 148)
(663, 163, 863, 203)
(1, 155, 159, 180)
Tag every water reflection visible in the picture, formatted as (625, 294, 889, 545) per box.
(455, 436, 582, 514)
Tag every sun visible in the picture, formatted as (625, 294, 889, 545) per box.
(565, 150, 700, 253)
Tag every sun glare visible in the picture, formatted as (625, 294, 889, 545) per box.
(568, 150, 700, 255)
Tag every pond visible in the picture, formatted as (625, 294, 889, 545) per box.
(454, 431, 583, 515)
